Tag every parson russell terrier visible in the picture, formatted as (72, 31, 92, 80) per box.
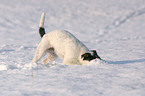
(32, 12, 103, 65)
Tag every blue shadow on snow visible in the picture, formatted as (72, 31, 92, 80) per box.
(107, 59, 145, 64)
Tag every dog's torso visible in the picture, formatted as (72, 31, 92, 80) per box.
(47, 30, 89, 58)
(33, 30, 89, 65)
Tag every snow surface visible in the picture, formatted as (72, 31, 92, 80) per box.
(0, 0, 145, 96)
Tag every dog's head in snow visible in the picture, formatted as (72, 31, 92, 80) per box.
(81, 50, 102, 62)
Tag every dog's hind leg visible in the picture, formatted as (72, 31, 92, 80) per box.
(32, 36, 50, 63)
(32, 44, 47, 63)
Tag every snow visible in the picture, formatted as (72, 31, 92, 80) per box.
(0, 0, 145, 96)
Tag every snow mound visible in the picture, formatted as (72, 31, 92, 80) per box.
(0, 65, 8, 71)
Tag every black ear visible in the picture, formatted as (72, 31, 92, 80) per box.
(81, 53, 94, 61)
(91, 50, 102, 60)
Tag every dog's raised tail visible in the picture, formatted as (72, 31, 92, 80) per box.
(39, 12, 46, 38)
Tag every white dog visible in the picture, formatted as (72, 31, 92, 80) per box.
(32, 13, 103, 65)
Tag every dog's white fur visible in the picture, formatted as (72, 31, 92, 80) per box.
(32, 12, 96, 65)
(32, 30, 90, 65)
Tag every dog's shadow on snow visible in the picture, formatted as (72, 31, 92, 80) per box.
(106, 59, 145, 64)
